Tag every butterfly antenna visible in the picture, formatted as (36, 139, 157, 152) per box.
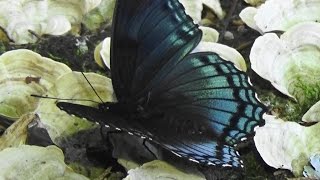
(31, 94, 100, 104)
(81, 72, 104, 103)
(145, 92, 151, 106)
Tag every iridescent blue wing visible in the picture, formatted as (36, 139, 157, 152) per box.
(146, 53, 266, 146)
(111, 0, 201, 101)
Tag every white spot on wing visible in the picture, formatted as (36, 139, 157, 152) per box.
(247, 78, 253, 86)
(222, 164, 232, 167)
(171, 151, 182, 157)
(115, 127, 121, 131)
(255, 93, 263, 103)
(189, 158, 199, 163)
(241, 137, 247, 141)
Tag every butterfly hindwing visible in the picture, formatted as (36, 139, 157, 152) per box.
(161, 139, 242, 167)
(121, 52, 265, 167)
(146, 52, 266, 146)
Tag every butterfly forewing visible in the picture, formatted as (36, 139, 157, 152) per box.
(111, 0, 202, 101)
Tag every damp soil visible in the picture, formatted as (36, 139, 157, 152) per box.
(0, 0, 300, 180)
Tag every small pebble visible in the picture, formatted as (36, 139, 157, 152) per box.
(224, 31, 234, 40)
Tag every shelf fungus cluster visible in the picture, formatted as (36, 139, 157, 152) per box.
(250, 22, 320, 106)
(0, 49, 115, 179)
(0, 145, 89, 179)
(254, 115, 320, 176)
(123, 160, 205, 180)
(240, 0, 320, 33)
(0, 0, 226, 44)
(0, 49, 71, 119)
(0, 0, 102, 44)
(82, 0, 116, 31)
(180, 0, 225, 23)
(303, 101, 320, 123)
(243, 0, 320, 177)
(243, 0, 266, 6)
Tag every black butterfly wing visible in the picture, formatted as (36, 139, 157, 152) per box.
(57, 102, 243, 167)
(57, 52, 266, 168)
(111, 0, 202, 101)
(57, 0, 266, 168)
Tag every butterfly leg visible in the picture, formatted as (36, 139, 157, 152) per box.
(99, 123, 124, 150)
(142, 139, 158, 159)
(86, 124, 127, 176)
(99, 123, 109, 142)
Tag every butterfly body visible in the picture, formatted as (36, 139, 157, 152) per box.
(57, 0, 266, 168)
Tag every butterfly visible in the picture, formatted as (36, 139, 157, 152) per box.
(57, 0, 266, 168)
